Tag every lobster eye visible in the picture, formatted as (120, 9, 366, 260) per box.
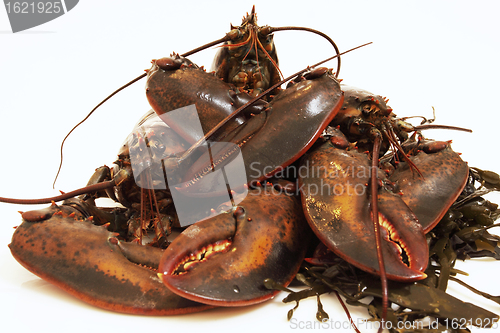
(260, 34, 274, 52)
(227, 28, 241, 40)
(259, 25, 272, 36)
(360, 102, 374, 116)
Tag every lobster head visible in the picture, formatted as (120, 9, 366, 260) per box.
(212, 6, 280, 96)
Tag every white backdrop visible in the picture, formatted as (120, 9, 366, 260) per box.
(0, 1, 499, 332)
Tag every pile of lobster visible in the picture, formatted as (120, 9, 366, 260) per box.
(2, 7, 499, 331)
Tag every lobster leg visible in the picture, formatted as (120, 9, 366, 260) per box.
(158, 187, 311, 306)
(9, 202, 211, 315)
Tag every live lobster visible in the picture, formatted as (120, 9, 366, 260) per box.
(0, 4, 500, 330)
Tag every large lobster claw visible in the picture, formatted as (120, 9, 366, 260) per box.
(389, 141, 469, 232)
(158, 187, 310, 306)
(298, 138, 428, 281)
(146, 60, 343, 196)
(9, 202, 211, 315)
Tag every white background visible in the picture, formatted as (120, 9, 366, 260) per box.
(0, 1, 499, 332)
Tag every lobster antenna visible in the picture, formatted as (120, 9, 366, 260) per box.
(180, 35, 233, 57)
(0, 180, 116, 205)
(383, 122, 424, 177)
(52, 73, 146, 190)
(413, 124, 472, 132)
(52, 35, 233, 189)
(369, 134, 388, 332)
(177, 42, 372, 163)
(269, 26, 341, 78)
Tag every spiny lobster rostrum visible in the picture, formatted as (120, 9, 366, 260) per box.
(1, 5, 499, 331)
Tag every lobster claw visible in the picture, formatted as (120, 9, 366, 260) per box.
(158, 187, 310, 306)
(147, 62, 343, 196)
(299, 139, 428, 281)
(9, 202, 211, 315)
(390, 141, 469, 232)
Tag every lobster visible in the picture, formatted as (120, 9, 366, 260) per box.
(0, 3, 500, 330)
